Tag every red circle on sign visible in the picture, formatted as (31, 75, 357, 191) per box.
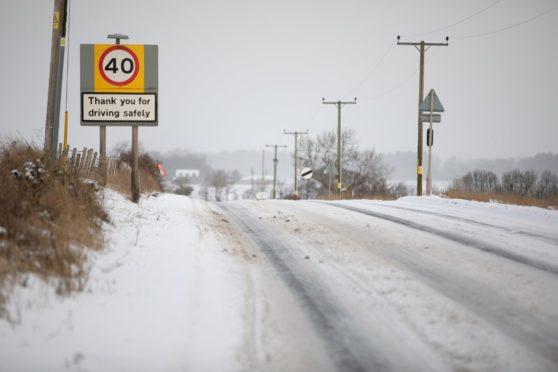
(98, 45, 140, 86)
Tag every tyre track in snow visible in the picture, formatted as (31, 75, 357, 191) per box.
(219, 202, 446, 372)
(327, 203, 558, 276)
(284, 201, 558, 368)
(219, 203, 374, 372)
(346, 200, 558, 246)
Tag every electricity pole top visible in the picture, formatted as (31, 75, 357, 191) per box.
(396, 36, 448, 196)
(396, 36, 449, 48)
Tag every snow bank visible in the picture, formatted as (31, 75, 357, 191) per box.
(0, 190, 247, 372)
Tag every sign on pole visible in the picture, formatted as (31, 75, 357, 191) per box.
(421, 113, 441, 123)
(420, 89, 444, 113)
(301, 167, 313, 180)
(80, 44, 158, 126)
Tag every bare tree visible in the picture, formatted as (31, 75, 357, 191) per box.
(454, 170, 499, 193)
(206, 169, 241, 201)
(535, 170, 558, 199)
(297, 129, 390, 198)
(348, 149, 390, 197)
(502, 170, 537, 196)
(298, 129, 360, 195)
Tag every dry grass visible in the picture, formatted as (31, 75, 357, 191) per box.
(0, 141, 107, 313)
(107, 168, 162, 198)
(445, 188, 558, 209)
(107, 147, 163, 199)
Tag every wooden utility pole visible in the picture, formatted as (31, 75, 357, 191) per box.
(283, 129, 308, 197)
(322, 98, 357, 199)
(251, 167, 255, 199)
(266, 144, 286, 199)
(261, 149, 265, 192)
(397, 36, 448, 196)
(44, 0, 68, 157)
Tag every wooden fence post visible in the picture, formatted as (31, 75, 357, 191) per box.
(69, 148, 77, 171)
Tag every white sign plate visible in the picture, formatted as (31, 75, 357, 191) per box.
(81, 93, 157, 126)
(301, 167, 313, 180)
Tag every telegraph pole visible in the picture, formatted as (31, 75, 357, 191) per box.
(322, 98, 357, 199)
(283, 129, 308, 197)
(44, 0, 68, 157)
(266, 144, 287, 199)
(397, 36, 448, 196)
(261, 149, 265, 192)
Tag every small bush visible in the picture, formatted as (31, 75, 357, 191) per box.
(109, 144, 164, 197)
(175, 185, 193, 196)
(0, 141, 107, 312)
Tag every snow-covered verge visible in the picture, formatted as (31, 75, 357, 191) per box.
(0, 190, 249, 372)
(337, 196, 558, 260)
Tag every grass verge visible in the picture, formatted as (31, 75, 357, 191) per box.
(445, 188, 558, 209)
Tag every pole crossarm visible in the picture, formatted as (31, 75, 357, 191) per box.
(396, 35, 448, 196)
(283, 129, 309, 196)
(322, 97, 357, 199)
(396, 35, 449, 47)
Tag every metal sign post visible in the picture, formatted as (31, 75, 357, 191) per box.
(420, 89, 444, 196)
(80, 36, 158, 202)
(301, 167, 313, 200)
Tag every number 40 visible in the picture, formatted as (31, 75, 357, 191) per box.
(104, 57, 134, 74)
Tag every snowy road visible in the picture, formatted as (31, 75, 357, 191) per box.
(2, 193, 557, 371)
(219, 197, 558, 372)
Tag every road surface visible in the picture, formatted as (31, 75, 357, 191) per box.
(217, 198, 558, 372)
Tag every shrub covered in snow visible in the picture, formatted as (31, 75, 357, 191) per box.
(0, 141, 107, 312)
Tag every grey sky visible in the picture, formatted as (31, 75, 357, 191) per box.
(1, 0, 557, 160)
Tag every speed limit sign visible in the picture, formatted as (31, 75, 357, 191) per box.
(84, 44, 151, 93)
(80, 43, 158, 126)
(98, 45, 139, 86)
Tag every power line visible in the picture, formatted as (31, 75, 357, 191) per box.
(454, 3, 558, 39)
(358, 67, 418, 102)
(357, 47, 443, 102)
(402, 0, 503, 38)
(345, 42, 395, 97)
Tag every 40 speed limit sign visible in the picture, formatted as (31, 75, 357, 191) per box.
(80, 43, 158, 126)
(98, 45, 140, 87)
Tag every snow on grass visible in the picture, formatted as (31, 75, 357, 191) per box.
(0, 190, 248, 372)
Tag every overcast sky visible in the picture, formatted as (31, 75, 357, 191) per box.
(1, 0, 557, 160)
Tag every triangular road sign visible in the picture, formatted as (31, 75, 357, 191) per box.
(420, 89, 444, 112)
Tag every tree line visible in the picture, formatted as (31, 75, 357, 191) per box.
(451, 169, 558, 199)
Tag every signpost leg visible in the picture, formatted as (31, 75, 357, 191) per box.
(272, 147, 278, 199)
(426, 90, 434, 196)
(131, 125, 140, 203)
(426, 122, 433, 196)
(99, 125, 107, 186)
(294, 132, 298, 196)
